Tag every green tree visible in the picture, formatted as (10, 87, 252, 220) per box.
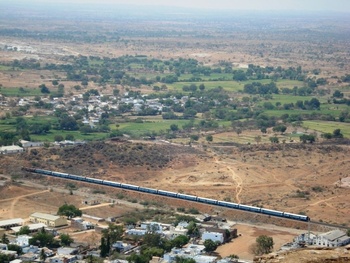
(175, 257, 196, 263)
(171, 235, 189, 248)
(252, 235, 274, 255)
(59, 233, 74, 246)
(0, 254, 14, 262)
(206, 135, 213, 143)
(347, 229, 350, 237)
(18, 225, 31, 235)
(187, 221, 200, 237)
(333, 129, 343, 138)
(203, 239, 219, 253)
(29, 228, 57, 248)
(269, 136, 279, 143)
(54, 135, 64, 142)
(8, 244, 22, 254)
(40, 248, 47, 261)
(39, 84, 50, 94)
(100, 237, 109, 258)
(300, 134, 316, 143)
(1, 233, 9, 244)
(126, 253, 149, 263)
(59, 115, 79, 130)
(102, 224, 123, 244)
(57, 204, 82, 218)
(170, 124, 179, 132)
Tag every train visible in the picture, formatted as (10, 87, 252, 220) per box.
(22, 167, 310, 222)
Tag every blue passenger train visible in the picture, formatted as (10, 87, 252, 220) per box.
(22, 168, 310, 222)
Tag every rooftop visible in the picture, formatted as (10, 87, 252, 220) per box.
(30, 212, 60, 221)
(0, 218, 24, 227)
(11, 223, 47, 233)
(321, 230, 347, 242)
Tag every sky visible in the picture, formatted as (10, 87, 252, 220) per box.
(8, 0, 350, 12)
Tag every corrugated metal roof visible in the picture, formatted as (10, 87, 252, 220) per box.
(321, 230, 346, 241)
(0, 145, 23, 151)
(0, 218, 23, 227)
(30, 212, 60, 221)
(11, 223, 47, 233)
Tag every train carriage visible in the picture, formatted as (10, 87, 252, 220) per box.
(177, 193, 197, 201)
(158, 190, 178, 197)
(139, 186, 158, 194)
(120, 183, 139, 191)
(103, 180, 121, 187)
(217, 200, 239, 209)
(239, 204, 261, 213)
(261, 208, 284, 217)
(197, 197, 218, 205)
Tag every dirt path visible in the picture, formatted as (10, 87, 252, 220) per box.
(7, 190, 49, 218)
(210, 152, 243, 203)
(79, 203, 113, 210)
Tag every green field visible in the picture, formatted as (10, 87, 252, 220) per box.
(30, 130, 109, 142)
(116, 119, 196, 136)
(0, 65, 12, 70)
(303, 120, 350, 138)
(0, 87, 43, 97)
(167, 79, 303, 92)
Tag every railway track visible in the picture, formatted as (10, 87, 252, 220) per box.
(23, 167, 310, 222)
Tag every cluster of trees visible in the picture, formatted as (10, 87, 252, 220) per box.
(57, 203, 82, 218)
(244, 82, 279, 95)
(321, 129, 344, 139)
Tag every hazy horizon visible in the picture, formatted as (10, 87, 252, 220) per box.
(3, 0, 350, 13)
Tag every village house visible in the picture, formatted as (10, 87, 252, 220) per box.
(163, 244, 217, 263)
(19, 140, 43, 148)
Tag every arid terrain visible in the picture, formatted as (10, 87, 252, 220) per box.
(1, 141, 350, 261)
(0, 4, 350, 262)
(1, 141, 350, 226)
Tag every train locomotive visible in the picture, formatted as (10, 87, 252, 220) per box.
(22, 167, 310, 222)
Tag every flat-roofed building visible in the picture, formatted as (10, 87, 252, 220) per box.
(0, 218, 24, 230)
(29, 213, 67, 228)
(0, 145, 24, 154)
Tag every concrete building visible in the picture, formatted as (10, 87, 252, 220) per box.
(314, 230, 350, 247)
(19, 140, 43, 148)
(112, 241, 133, 252)
(15, 235, 32, 247)
(0, 145, 24, 154)
(163, 245, 217, 263)
(29, 212, 67, 228)
(202, 231, 224, 244)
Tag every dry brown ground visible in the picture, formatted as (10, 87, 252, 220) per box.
(217, 224, 303, 261)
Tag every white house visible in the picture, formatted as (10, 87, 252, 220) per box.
(15, 235, 31, 247)
(0, 145, 24, 154)
(19, 140, 43, 148)
(125, 229, 147, 236)
(163, 245, 217, 263)
(314, 230, 350, 247)
(202, 231, 224, 244)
